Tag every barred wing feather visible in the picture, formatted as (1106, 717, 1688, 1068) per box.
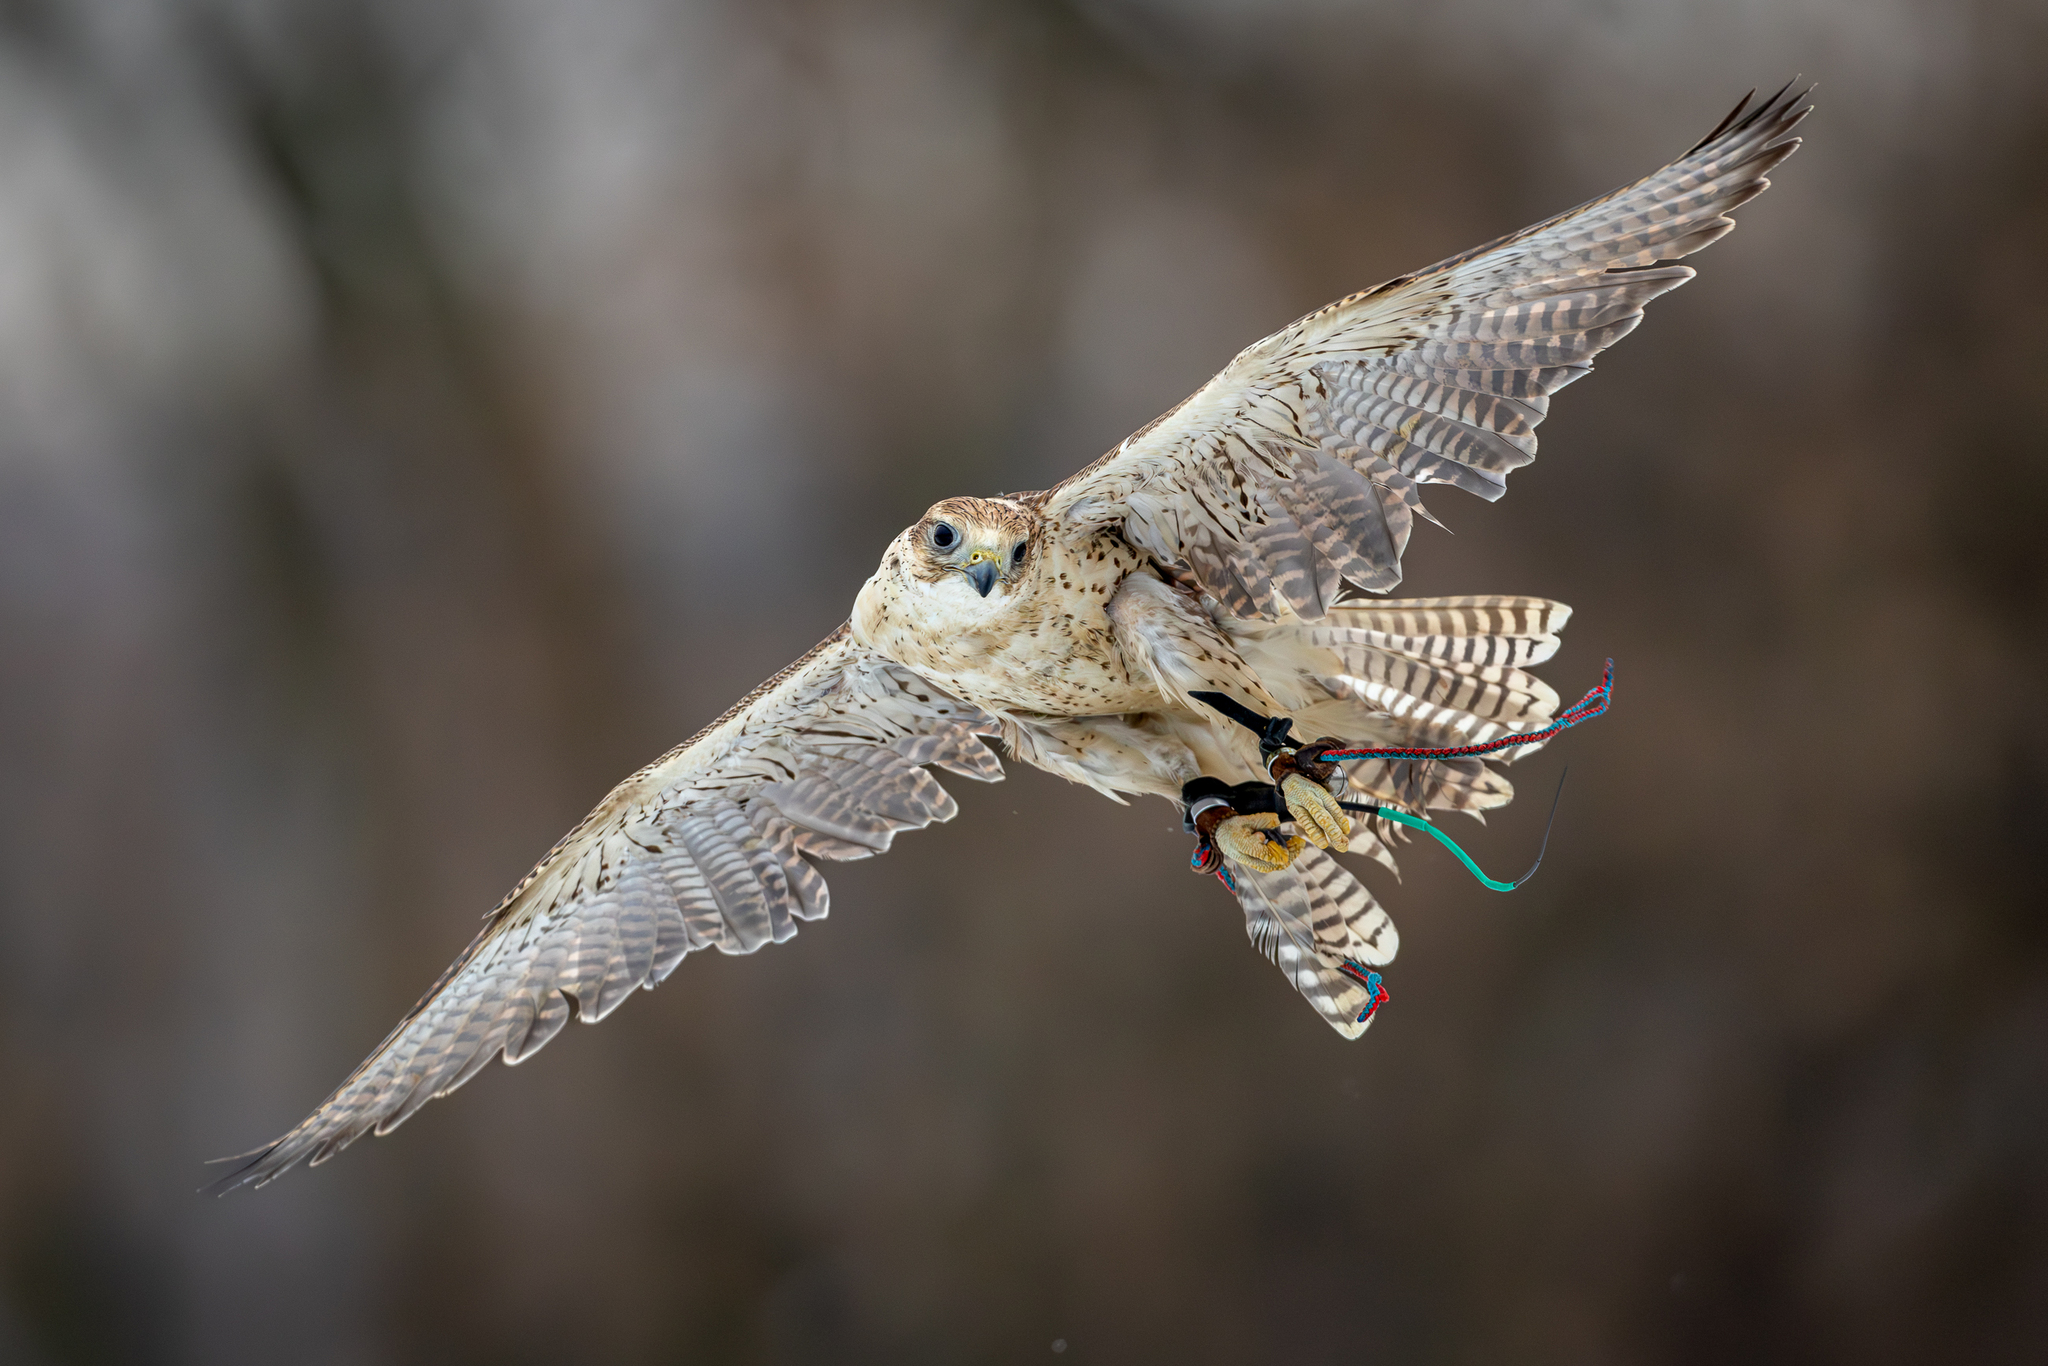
(1232, 845, 1396, 1039)
(1043, 85, 1809, 619)
(209, 627, 1001, 1191)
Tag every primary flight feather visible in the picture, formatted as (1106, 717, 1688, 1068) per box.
(211, 84, 1808, 1191)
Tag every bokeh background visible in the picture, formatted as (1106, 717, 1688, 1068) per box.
(3, 1, 2045, 1362)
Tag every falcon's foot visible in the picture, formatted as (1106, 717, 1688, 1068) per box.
(1184, 779, 1306, 875)
(1279, 773, 1351, 852)
(1213, 812, 1307, 873)
(1272, 741, 1352, 853)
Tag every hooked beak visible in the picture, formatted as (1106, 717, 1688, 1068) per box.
(964, 555, 999, 597)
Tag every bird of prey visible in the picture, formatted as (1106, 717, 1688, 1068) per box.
(212, 85, 1808, 1190)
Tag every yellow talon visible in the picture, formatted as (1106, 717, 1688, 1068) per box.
(1281, 772, 1352, 853)
(1213, 812, 1306, 873)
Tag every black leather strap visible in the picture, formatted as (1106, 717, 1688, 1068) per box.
(1179, 778, 1282, 831)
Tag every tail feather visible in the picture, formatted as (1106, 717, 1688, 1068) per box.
(1312, 623, 1560, 671)
(1230, 845, 1395, 1039)
(1321, 595, 1570, 641)
(1308, 634, 1559, 723)
(1345, 753, 1515, 815)
(1230, 593, 1573, 792)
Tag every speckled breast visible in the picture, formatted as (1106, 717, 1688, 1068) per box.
(882, 530, 1162, 720)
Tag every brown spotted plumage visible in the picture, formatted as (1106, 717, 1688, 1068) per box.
(212, 87, 1806, 1190)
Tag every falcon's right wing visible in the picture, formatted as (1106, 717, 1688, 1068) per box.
(1042, 84, 1810, 620)
(209, 626, 1001, 1191)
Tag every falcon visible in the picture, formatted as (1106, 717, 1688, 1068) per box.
(212, 85, 1808, 1190)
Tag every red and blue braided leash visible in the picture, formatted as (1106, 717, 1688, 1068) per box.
(1337, 962, 1390, 1025)
(1314, 657, 1614, 764)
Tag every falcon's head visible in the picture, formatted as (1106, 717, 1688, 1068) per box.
(902, 496, 1038, 600)
(853, 496, 1042, 645)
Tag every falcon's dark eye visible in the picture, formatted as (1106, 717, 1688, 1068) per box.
(1011, 542, 1028, 566)
(929, 522, 958, 551)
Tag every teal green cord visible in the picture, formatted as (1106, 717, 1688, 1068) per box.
(1339, 772, 1567, 892)
(1369, 808, 1519, 892)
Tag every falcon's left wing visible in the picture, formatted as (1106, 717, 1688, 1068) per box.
(209, 627, 1000, 1191)
(1042, 84, 1809, 619)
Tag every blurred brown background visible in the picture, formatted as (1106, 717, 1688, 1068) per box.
(2, 1, 2045, 1362)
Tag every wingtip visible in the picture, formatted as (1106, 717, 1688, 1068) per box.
(198, 1146, 279, 1198)
(198, 1126, 322, 1196)
(1687, 77, 1815, 157)
(1691, 87, 1759, 152)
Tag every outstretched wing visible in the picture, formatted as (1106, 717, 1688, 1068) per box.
(210, 627, 1001, 1191)
(1042, 84, 1810, 619)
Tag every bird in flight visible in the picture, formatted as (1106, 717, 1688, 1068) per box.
(211, 84, 1808, 1191)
